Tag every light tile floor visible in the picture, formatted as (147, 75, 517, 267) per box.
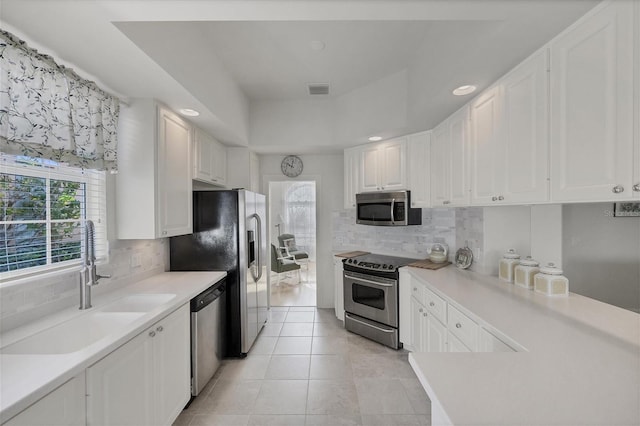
(270, 262, 317, 307)
(173, 307, 431, 426)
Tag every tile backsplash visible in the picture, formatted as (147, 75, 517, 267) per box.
(0, 239, 167, 333)
(332, 207, 484, 268)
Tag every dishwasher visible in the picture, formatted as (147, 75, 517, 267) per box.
(190, 278, 226, 397)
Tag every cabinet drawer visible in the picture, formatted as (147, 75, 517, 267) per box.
(423, 286, 447, 323)
(447, 304, 478, 351)
(447, 332, 472, 352)
(410, 281, 425, 305)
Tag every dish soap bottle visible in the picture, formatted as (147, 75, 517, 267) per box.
(499, 249, 520, 283)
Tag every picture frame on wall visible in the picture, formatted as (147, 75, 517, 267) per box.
(613, 202, 640, 217)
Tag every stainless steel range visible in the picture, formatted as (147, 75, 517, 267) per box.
(343, 253, 415, 349)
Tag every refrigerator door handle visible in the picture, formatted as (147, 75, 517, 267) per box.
(251, 213, 263, 282)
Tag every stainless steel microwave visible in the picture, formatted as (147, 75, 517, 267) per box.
(356, 191, 422, 226)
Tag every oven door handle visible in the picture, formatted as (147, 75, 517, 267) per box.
(390, 198, 395, 223)
(344, 273, 394, 287)
(346, 313, 395, 333)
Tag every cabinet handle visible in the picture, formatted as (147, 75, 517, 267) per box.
(423, 313, 428, 317)
(162, 231, 167, 235)
(612, 185, 624, 194)
(498, 195, 504, 201)
(149, 331, 156, 337)
(413, 287, 417, 291)
(419, 308, 423, 313)
(455, 323, 462, 329)
(429, 302, 435, 307)
(633, 184, 640, 192)
(491, 196, 498, 201)
(443, 201, 450, 205)
(156, 326, 164, 332)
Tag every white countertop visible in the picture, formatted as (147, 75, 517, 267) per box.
(405, 266, 640, 425)
(0, 271, 226, 422)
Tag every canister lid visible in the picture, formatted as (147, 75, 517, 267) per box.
(539, 263, 563, 275)
(519, 256, 539, 267)
(503, 248, 520, 259)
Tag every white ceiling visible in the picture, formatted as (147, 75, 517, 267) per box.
(1, 0, 600, 152)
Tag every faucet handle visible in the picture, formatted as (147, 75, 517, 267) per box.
(97, 273, 112, 280)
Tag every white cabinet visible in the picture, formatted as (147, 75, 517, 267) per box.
(430, 107, 469, 207)
(407, 132, 431, 208)
(635, 1, 640, 199)
(478, 328, 516, 353)
(447, 333, 472, 353)
(343, 148, 360, 209)
(117, 99, 193, 239)
(193, 128, 227, 186)
(550, 0, 635, 202)
(410, 297, 426, 352)
(226, 147, 260, 193)
(446, 304, 478, 352)
(359, 138, 407, 192)
(426, 314, 447, 353)
(470, 49, 549, 205)
(87, 304, 190, 426)
(334, 256, 345, 321)
(4, 373, 85, 426)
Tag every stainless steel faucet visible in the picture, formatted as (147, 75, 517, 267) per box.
(79, 220, 110, 309)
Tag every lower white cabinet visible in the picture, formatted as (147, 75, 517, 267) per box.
(410, 297, 426, 351)
(4, 373, 86, 426)
(409, 294, 447, 353)
(334, 256, 345, 321)
(448, 333, 472, 353)
(426, 314, 447, 353)
(478, 328, 516, 352)
(86, 304, 190, 426)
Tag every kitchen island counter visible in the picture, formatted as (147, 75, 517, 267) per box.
(405, 266, 640, 425)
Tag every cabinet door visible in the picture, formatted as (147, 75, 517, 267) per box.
(5, 373, 85, 426)
(194, 129, 214, 182)
(448, 107, 470, 206)
(478, 328, 516, 352)
(343, 148, 359, 209)
(430, 123, 451, 206)
(157, 107, 193, 237)
(360, 145, 381, 192)
(212, 139, 227, 185)
(448, 332, 471, 352)
(334, 256, 345, 321)
(410, 298, 426, 352)
(153, 305, 190, 426)
(634, 1, 640, 200)
(550, 1, 634, 201)
(470, 85, 503, 205)
(502, 49, 549, 204)
(380, 138, 407, 191)
(426, 316, 447, 353)
(87, 332, 154, 426)
(407, 132, 431, 208)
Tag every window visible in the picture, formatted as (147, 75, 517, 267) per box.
(0, 155, 107, 279)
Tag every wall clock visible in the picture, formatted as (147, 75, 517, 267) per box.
(281, 155, 303, 177)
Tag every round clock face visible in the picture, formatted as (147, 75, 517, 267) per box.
(281, 155, 303, 177)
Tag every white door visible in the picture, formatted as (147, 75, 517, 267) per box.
(360, 145, 381, 192)
(157, 107, 193, 237)
(344, 148, 359, 209)
(550, 1, 634, 201)
(407, 132, 431, 208)
(426, 316, 447, 353)
(448, 107, 470, 206)
(380, 138, 407, 191)
(410, 298, 425, 352)
(430, 123, 451, 206)
(470, 85, 503, 205)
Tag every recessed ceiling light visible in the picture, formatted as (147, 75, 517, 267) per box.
(368, 136, 383, 142)
(310, 40, 325, 51)
(452, 85, 477, 96)
(179, 108, 200, 117)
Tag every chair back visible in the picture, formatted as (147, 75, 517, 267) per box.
(278, 233, 297, 250)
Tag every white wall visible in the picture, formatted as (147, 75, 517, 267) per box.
(261, 154, 344, 308)
(562, 203, 640, 313)
(480, 206, 532, 276)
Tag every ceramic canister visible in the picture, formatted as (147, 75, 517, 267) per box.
(499, 249, 520, 283)
(514, 256, 540, 289)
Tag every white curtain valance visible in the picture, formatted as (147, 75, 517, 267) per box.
(0, 30, 119, 171)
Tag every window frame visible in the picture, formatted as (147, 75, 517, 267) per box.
(0, 157, 108, 282)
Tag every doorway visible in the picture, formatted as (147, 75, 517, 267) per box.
(268, 181, 317, 307)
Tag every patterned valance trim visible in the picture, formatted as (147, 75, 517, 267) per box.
(0, 29, 119, 171)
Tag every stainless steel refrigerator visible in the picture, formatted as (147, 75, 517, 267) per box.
(169, 190, 268, 357)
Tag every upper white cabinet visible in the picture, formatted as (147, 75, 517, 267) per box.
(359, 137, 407, 192)
(193, 128, 227, 187)
(470, 49, 549, 205)
(117, 99, 193, 239)
(550, 0, 635, 202)
(226, 147, 260, 192)
(407, 132, 431, 208)
(344, 147, 360, 209)
(86, 304, 190, 426)
(431, 107, 470, 207)
(635, 1, 640, 199)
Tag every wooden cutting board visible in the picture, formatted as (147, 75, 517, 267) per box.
(408, 259, 451, 270)
(335, 250, 370, 258)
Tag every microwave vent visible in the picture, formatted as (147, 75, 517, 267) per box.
(308, 83, 330, 95)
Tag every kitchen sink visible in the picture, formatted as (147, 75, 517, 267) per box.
(1, 312, 145, 354)
(99, 293, 176, 313)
